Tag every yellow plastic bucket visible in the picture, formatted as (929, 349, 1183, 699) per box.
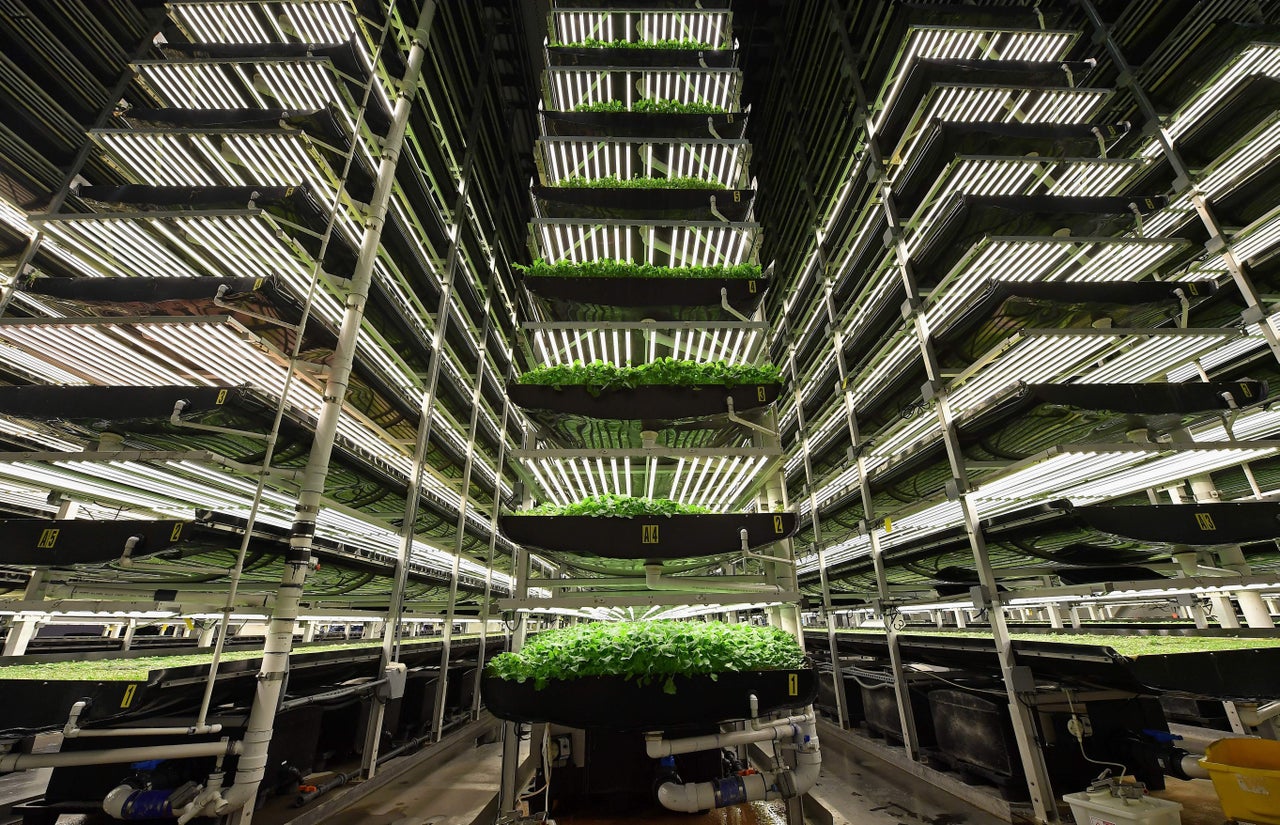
(1200, 738, 1280, 824)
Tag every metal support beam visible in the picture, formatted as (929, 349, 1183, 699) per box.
(497, 591, 802, 610)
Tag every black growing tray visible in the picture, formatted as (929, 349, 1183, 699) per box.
(0, 637, 500, 735)
(541, 111, 747, 139)
(482, 667, 817, 729)
(532, 185, 754, 221)
(0, 518, 191, 566)
(520, 272, 770, 321)
(1054, 500, 1280, 544)
(547, 47, 737, 69)
(499, 512, 797, 558)
(509, 382, 781, 420)
(811, 632, 1280, 700)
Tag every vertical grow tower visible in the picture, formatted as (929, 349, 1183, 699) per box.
(488, 0, 818, 817)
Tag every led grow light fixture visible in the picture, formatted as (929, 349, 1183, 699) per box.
(550, 9, 733, 50)
(538, 137, 749, 189)
(798, 443, 1280, 574)
(947, 329, 1245, 415)
(872, 25, 1079, 127)
(923, 237, 1190, 336)
(528, 322, 764, 367)
(170, 1, 358, 47)
(887, 86, 1109, 169)
(534, 219, 757, 268)
(545, 67, 738, 112)
(900, 157, 1146, 247)
(133, 57, 381, 136)
(519, 454, 769, 513)
(0, 456, 513, 589)
(1141, 43, 1280, 157)
(0, 317, 503, 521)
(30, 213, 509, 491)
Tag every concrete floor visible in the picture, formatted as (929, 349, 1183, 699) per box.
(300, 730, 1013, 825)
(313, 740, 507, 825)
(0, 728, 1238, 825)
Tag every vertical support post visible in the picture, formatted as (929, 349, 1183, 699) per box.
(222, 5, 439, 821)
(786, 285, 849, 727)
(499, 529, 532, 814)
(826, 2, 1058, 810)
(2, 570, 47, 656)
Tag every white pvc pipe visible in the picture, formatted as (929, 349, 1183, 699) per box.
(0, 739, 240, 771)
(650, 711, 819, 813)
(1236, 701, 1280, 727)
(644, 563, 784, 594)
(646, 712, 813, 757)
(1181, 754, 1211, 780)
(656, 718, 821, 812)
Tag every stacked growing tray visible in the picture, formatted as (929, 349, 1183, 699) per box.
(488, 0, 812, 729)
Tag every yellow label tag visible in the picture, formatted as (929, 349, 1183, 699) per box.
(733, 190, 741, 202)
(883, 518, 892, 533)
(757, 386, 766, 402)
(1195, 513, 1216, 531)
(787, 673, 798, 696)
(184, 618, 194, 631)
(642, 524, 660, 544)
(215, 389, 228, 405)
(253, 277, 264, 289)
(726, 113, 733, 123)
(1241, 382, 1254, 398)
(120, 684, 138, 708)
(170, 523, 184, 541)
(773, 515, 785, 534)
(37, 528, 59, 549)
(748, 280, 757, 294)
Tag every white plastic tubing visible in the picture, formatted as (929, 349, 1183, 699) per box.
(644, 708, 821, 812)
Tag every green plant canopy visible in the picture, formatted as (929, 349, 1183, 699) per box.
(517, 358, 782, 390)
(572, 98, 727, 115)
(560, 37, 714, 50)
(0, 635, 478, 682)
(515, 259, 761, 280)
(835, 627, 1280, 659)
(555, 174, 724, 190)
(518, 494, 710, 517)
(486, 620, 805, 691)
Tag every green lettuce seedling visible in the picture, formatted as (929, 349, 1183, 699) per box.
(487, 620, 805, 692)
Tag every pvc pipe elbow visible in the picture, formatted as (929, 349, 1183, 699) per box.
(659, 772, 769, 812)
(658, 778, 718, 812)
(1180, 754, 1211, 780)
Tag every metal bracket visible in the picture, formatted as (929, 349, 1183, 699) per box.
(725, 396, 777, 438)
(720, 287, 750, 322)
(213, 284, 302, 332)
(169, 399, 274, 442)
(709, 195, 729, 223)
